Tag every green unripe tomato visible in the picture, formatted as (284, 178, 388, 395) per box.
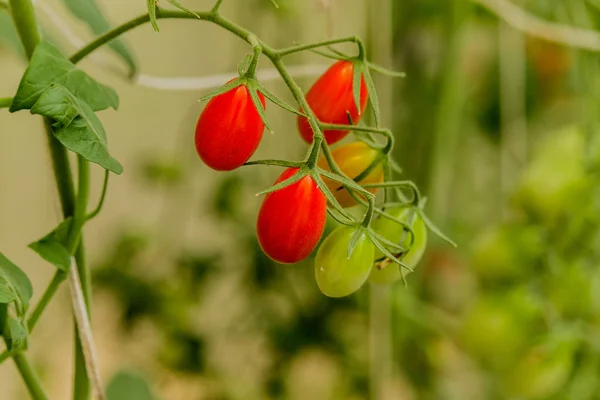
(315, 226, 374, 298)
(368, 207, 428, 285)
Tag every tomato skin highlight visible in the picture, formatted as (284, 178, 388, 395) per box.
(317, 141, 384, 208)
(297, 60, 368, 145)
(195, 82, 265, 171)
(315, 227, 374, 298)
(368, 207, 428, 285)
(257, 168, 327, 264)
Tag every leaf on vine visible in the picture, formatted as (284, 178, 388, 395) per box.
(62, 0, 138, 77)
(362, 66, 381, 128)
(29, 218, 73, 272)
(352, 61, 362, 118)
(30, 85, 123, 174)
(0, 254, 33, 313)
(10, 41, 118, 112)
(148, 0, 160, 32)
(257, 84, 306, 117)
(106, 370, 157, 400)
(166, 0, 200, 18)
(347, 229, 365, 259)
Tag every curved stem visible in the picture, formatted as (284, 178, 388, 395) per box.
(8, 0, 40, 59)
(86, 170, 109, 221)
(0, 97, 12, 109)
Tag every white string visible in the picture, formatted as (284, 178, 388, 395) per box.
(68, 258, 105, 400)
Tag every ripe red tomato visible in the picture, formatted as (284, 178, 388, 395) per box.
(297, 60, 368, 145)
(195, 82, 265, 171)
(257, 168, 327, 264)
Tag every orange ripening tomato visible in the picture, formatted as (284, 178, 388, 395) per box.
(297, 60, 368, 145)
(317, 141, 384, 208)
(195, 81, 265, 171)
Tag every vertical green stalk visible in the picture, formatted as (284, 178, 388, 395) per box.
(9, 1, 92, 399)
(427, 0, 470, 222)
(12, 354, 49, 400)
(367, 0, 394, 399)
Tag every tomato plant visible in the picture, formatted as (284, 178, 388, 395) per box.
(368, 207, 427, 285)
(315, 226, 374, 298)
(0, 0, 453, 398)
(317, 141, 384, 208)
(195, 81, 266, 171)
(257, 168, 327, 264)
(297, 60, 368, 145)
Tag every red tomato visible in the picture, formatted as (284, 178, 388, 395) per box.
(195, 82, 265, 171)
(297, 60, 368, 145)
(257, 168, 327, 264)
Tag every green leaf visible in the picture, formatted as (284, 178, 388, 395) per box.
(0, 254, 33, 312)
(63, 0, 137, 77)
(28, 218, 73, 272)
(31, 85, 123, 174)
(258, 84, 305, 117)
(352, 61, 362, 118)
(10, 41, 118, 112)
(106, 370, 156, 400)
(8, 319, 27, 350)
(0, 282, 15, 304)
(166, 0, 200, 18)
(148, 0, 159, 32)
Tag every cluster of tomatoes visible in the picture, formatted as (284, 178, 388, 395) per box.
(194, 60, 427, 297)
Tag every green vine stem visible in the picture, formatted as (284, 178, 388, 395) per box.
(0, 97, 13, 108)
(12, 353, 49, 400)
(9, 1, 92, 398)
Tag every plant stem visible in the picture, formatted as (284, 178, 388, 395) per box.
(86, 170, 109, 221)
(0, 97, 12, 108)
(8, 0, 40, 59)
(9, 2, 92, 399)
(12, 353, 49, 400)
(277, 36, 361, 57)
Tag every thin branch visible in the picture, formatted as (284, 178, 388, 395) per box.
(473, 0, 600, 52)
(68, 258, 105, 400)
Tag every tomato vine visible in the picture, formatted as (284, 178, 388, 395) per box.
(0, 0, 456, 399)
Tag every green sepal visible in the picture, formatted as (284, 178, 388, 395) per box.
(256, 169, 306, 196)
(198, 77, 243, 102)
(366, 230, 412, 273)
(419, 211, 457, 248)
(311, 173, 356, 222)
(166, 0, 200, 18)
(352, 61, 363, 119)
(258, 84, 306, 117)
(347, 228, 366, 258)
(362, 65, 381, 127)
(148, 0, 159, 32)
(367, 62, 406, 78)
(246, 79, 272, 134)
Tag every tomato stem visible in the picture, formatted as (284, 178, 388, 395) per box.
(211, 0, 224, 13)
(0, 97, 13, 109)
(244, 35, 262, 78)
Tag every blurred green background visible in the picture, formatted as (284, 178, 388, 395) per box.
(2, 0, 600, 399)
